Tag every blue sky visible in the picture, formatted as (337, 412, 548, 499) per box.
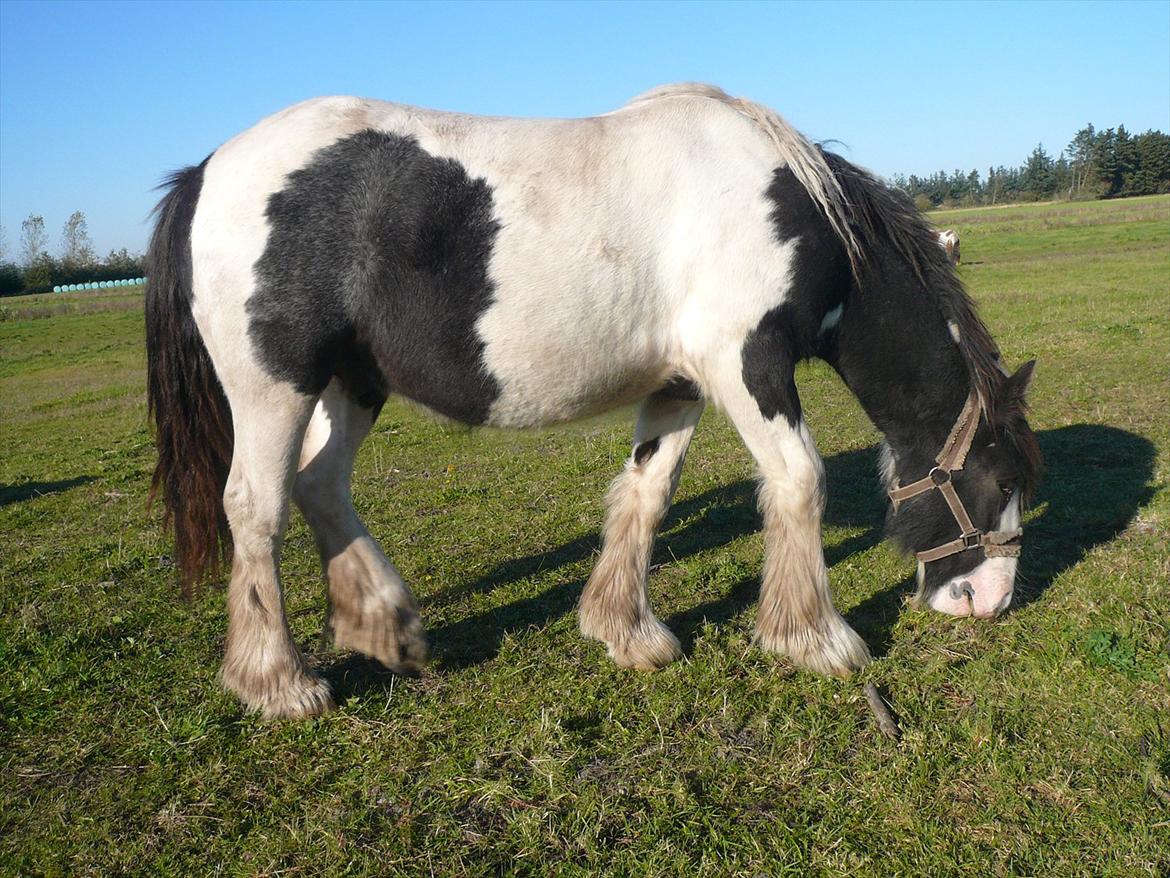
(1, 0, 1167, 257)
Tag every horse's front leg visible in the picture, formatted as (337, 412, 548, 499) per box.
(718, 351, 871, 677)
(579, 391, 704, 670)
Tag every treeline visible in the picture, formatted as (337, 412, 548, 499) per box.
(892, 124, 1170, 209)
(0, 211, 145, 296)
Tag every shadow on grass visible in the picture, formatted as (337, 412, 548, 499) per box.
(1013, 424, 1157, 607)
(329, 424, 1155, 688)
(837, 424, 1157, 656)
(420, 445, 888, 671)
(327, 653, 410, 704)
(0, 476, 95, 508)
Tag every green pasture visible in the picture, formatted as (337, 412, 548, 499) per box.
(2, 195, 1168, 876)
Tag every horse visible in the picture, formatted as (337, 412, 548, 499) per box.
(938, 228, 962, 264)
(146, 84, 1042, 719)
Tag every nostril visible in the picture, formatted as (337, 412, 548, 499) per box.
(949, 580, 975, 601)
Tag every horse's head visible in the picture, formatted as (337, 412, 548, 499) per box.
(885, 361, 1040, 618)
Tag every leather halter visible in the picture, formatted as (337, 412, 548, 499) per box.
(887, 391, 1022, 563)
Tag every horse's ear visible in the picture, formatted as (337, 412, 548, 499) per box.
(1006, 359, 1036, 402)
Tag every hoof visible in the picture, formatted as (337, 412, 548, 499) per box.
(582, 613, 682, 671)
(222, 662, 336, 720)
(755, 613, 871, 678)
(259, 673, 335, 720)
(330, 601, 428, 676)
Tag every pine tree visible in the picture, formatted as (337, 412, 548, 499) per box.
(1053, 153, 1072, 197)
(1134, 130, 1170, 194)
(1021, 145, 1055, 198)
(966, 169, 981, 205)
(1115, 126, 1139, 195)
(1092, 129, 1120, 197)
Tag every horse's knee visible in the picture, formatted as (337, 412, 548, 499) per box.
(758, 466, 824, 524)
(221, 471, 249, 524)
(292, 471, 349, 537)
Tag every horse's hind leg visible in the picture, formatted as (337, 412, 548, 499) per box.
(293, 381, 426, 674)
(579, 391, 704, 669)
(218, 381, 333, 718)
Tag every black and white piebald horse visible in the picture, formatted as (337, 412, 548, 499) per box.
(147, 84, 1041, 718)
(938, 228, 961, 264)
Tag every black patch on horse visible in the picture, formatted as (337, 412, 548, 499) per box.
(741, 304, 803, 426)
(633, 438, 659, 465)
(740, 167, 852, 425)
(249, 129, 501, 423)
(656, 375, 703, 401)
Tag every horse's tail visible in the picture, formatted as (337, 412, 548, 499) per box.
(145, 157, 233, 594)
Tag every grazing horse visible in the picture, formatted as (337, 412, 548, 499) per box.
(146, 84, 1041, 718)
(938, 228, 962, 264)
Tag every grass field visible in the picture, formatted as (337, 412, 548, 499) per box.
(2, 195, 1168, 876)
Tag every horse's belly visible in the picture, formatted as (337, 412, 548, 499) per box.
(473, 267, 673, 428)
(471, 210, 674, 425)
(362, 271, 670, 430)
(478, 341, 668, 428)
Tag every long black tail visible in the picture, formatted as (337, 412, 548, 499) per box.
(145, 158, 233, 593)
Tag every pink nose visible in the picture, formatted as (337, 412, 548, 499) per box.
(972, 587, 1013, 619)
(929, 580, 1014, 617)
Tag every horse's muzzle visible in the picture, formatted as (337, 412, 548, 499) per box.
(929, 556, 1017, 618)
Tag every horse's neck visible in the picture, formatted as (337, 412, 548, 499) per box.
(827, 268, 972, 473)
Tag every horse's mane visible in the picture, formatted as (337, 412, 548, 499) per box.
(817, 153, 1004, 402)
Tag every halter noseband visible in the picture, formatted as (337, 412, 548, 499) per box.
(887, 391, 1022, 563)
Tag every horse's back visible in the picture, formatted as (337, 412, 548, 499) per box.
(190, 93, 790, 426)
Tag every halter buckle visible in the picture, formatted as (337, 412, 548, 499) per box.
(929, 466, 950, 486)
(961, 531, 981, 550)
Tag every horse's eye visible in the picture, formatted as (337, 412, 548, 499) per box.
(998, 482, 1016, 498)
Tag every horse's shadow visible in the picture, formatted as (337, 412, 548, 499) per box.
(0, 476, 96, 508)
(325, 424, 1155, 695)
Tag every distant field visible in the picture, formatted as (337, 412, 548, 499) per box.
(1, 196, 1168, 875)
(0, 284, 145, 321)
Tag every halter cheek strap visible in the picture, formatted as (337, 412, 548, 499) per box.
(888, 391, 1022, 563)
